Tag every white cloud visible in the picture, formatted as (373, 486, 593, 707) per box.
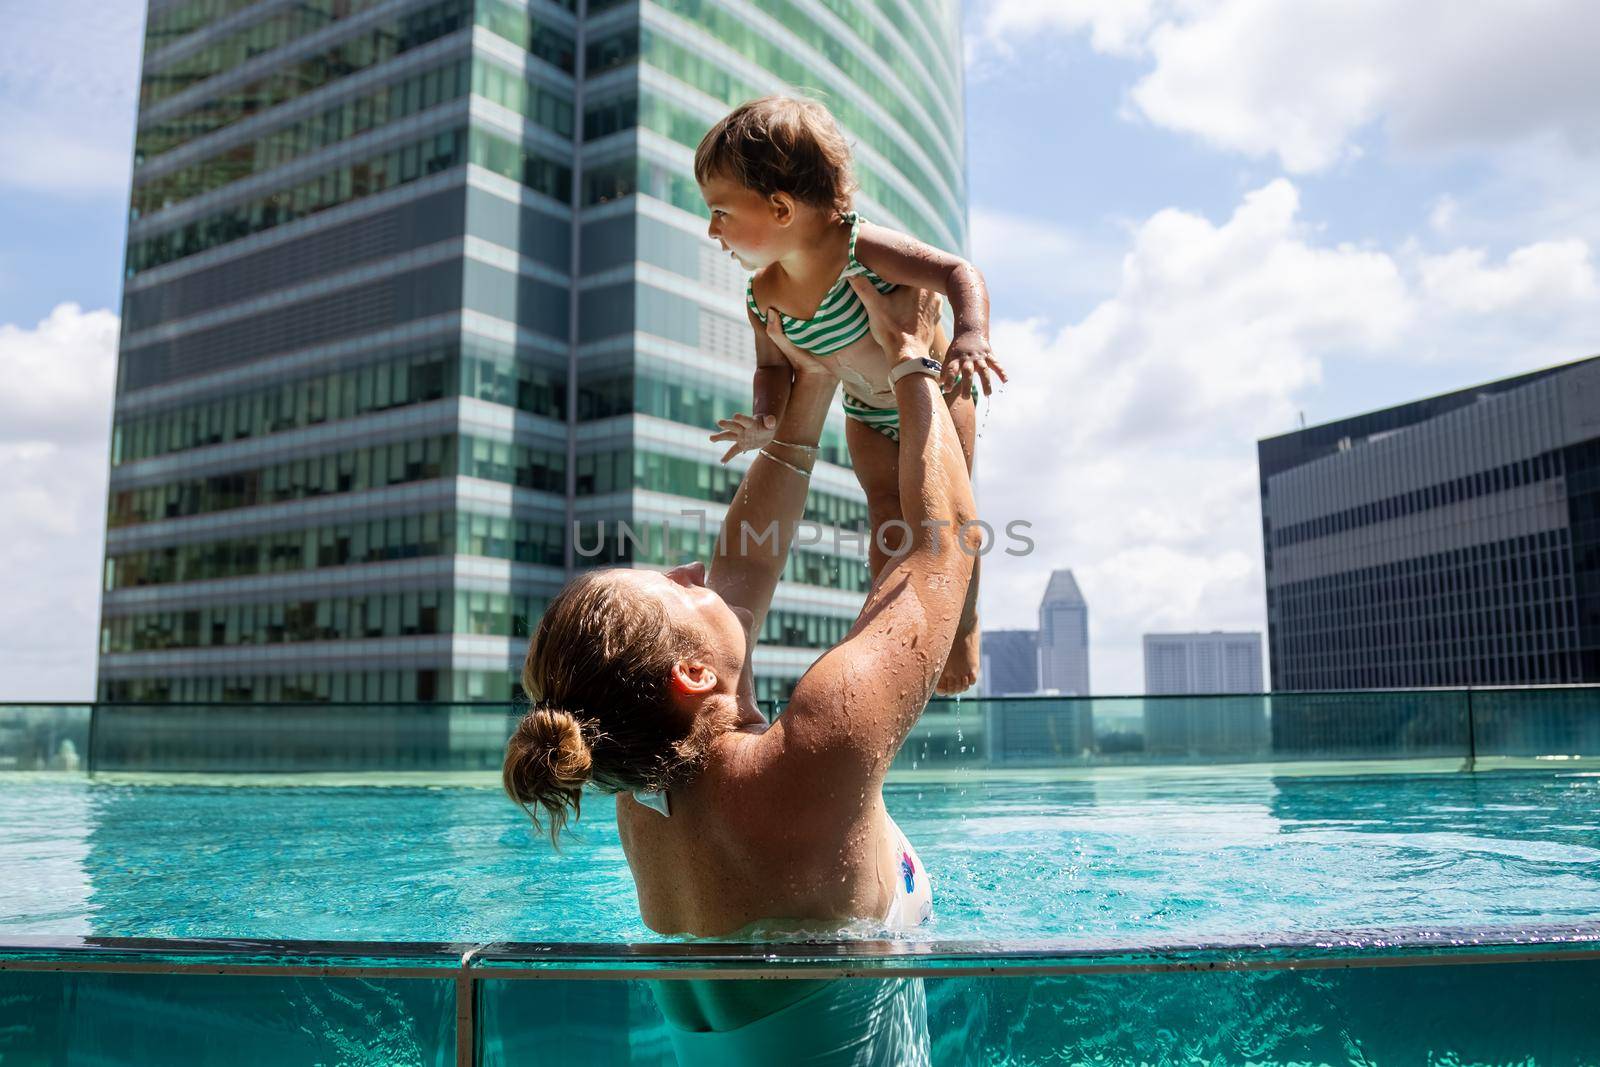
(976, 0, 1159, 59)
(1417, 239, 1598, 315)
(0, 304, 119, 700)
(974, 177, 1598, 691)
(977, 180, 1411, 692)
(0, 303, 122, 442)
(0, 0, 144, 195)
(974, 0, 1600, 174)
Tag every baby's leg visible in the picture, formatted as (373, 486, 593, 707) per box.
(845, 416, 904, 584)
(937, 388, 981, 694)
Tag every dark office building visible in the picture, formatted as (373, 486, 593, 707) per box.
(98, 0, 967, 703)
(1259, 354, 1600, 691)
(981, 628, 1038, 696)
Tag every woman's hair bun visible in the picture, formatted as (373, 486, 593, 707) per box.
(503, 706, 593, 845)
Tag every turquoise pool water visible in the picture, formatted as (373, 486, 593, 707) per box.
(3, 768, 1598, 943)
(5, 768, 1600, 1064)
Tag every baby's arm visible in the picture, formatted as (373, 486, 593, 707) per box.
(853, 224, 1006, 395)
(709, 306, 790, 463)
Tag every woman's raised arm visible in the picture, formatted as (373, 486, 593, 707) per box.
(769, 282, 979, 790)
(707, 314, 839, 643)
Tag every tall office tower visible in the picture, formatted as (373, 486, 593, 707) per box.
(1259, 354, 1600, 692)
(99, 0, 968, 703)
(1037, 569, 1090, 695)
(980, 628, 1038, 696)
(1143, 632, 1263, 695)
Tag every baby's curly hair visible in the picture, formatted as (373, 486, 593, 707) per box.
(694, 96, 857, 220)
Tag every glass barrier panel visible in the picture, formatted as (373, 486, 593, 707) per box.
(85, 702, 519, 773)
(0, 969, 455, 1065)
(475, 956, 1600, 1065)
(1470, 687, 1600, 758)
(7, 688, 1599, 774)
(0, 705, 91, 772)
(1263, 690, 1471, 760)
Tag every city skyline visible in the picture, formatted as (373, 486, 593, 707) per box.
(6, 2, 1600, 698)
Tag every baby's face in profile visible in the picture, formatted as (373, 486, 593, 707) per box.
(698, 174, 791, 270)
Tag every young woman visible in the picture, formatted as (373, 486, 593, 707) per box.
(504, 281, 978, 1062)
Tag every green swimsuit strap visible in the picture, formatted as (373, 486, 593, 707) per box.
(746, 211, 886, 325)
(844, 210, 865, 273)
(745, 275, 765, 322)
(843, 211, 890, 287)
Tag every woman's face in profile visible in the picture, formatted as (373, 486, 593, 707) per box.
(617, 563, 751, 684)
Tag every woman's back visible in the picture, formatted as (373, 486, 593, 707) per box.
(615, 729, 904, 938)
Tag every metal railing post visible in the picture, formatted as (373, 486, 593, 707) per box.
(457, 945, 482, 1067)
(85, 702, 99, 775)
(1465, 686, 1477, 771)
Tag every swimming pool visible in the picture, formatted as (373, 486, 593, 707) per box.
(4, 768, 1599, 941)
(3, 766, 1598, 1062)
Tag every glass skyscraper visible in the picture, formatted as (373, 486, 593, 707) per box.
(1260, 354, 1600, 691)
(1037, 569, 1089, 696)
(99, 0, 968, 704)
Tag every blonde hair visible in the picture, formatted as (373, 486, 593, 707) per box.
(694, 95, 857, 220)
(503, 570, 729, 845)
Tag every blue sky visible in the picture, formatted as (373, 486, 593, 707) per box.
(962, 0, 1600, 692)
(2, 0, 1599, 697)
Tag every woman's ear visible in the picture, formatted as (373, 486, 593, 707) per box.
(669, 659, 718, 696)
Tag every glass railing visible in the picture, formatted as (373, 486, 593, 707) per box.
(2, 928, 1598, 1063)
(6, 691, 1599, 1061)
(5, 688, 1599, 774)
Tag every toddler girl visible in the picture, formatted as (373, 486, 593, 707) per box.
(697, 96, 1005, 693)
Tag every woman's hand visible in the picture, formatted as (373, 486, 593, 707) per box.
(760, 308, 833, 379)
(845, 277, 942, 365)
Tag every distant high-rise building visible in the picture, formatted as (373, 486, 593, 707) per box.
(1142, 632, 1266, 757)
(980, 628, 1038, 696)
(1259, 354, 1600, 691)
(1143, 632, 1263, 694)
(1038, 569, 1089, 696)
(98, 0, 968, 704)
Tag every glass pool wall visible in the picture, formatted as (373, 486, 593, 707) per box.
(4, 934, 1600, 1065)
(5, 686, 1600, 775)
(5, 691, 1600, 1064)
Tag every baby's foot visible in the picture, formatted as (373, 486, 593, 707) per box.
(936, 620, 980, 695)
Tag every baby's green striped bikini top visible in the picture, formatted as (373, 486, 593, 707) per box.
(746, 211, 897, 356)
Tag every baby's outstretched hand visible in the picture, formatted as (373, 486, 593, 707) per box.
(942, 333, 1007, 397)
(710, 412, 777, 464)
